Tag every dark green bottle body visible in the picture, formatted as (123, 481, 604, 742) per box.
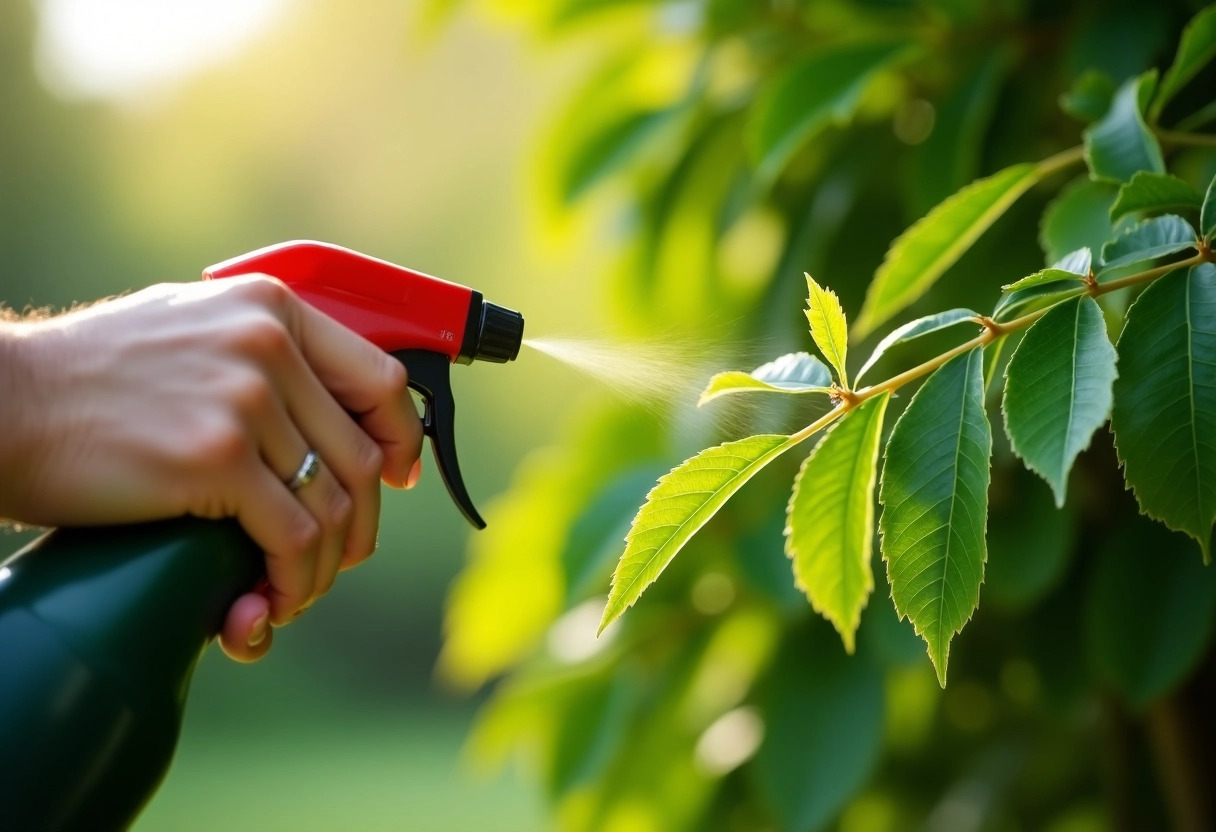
(0, 518, 261, 831)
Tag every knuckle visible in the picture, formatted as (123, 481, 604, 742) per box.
(229, 372, 276, 418)
(355, 438, 385, 483)
(232, 315, 294, 362)
(237, 274, 294, 312)
(380, 358, 408, 397)
(327, 485, 354, 530)
(287, 509, 321, 555)
(198, 421, 251, 468)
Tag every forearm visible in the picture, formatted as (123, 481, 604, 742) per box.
(0, 321, 39, 519)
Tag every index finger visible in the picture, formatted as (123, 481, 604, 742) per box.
(294, 302, 424, 487)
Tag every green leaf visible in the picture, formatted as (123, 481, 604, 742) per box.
(1088, 518, 1216, 708)
(1083, 72, 1165, 183)
(880, 348, 991, 686)
(854, 163, 1040, 338)
(805, 274, 850, 387)
(751, 630, 884, 832)
(698, 352, 833, 405)
(1003, 297, 1118, 507)
(1203, 173, 1216, 241)
(785, 394, 889, 653)
(1060, 69, 1116, 122)
(1112, 264, 1216, 562)
(993, 281, 1084, 323)
(1150, 5, 1216, 122)
(599, 435, 799, 631)
(1002, 247, 1092, 292)
(561, 109, 677, 203)
(854, 308, 979, 385)
(1110, 172, 1204, 223)
(746, 40, 911, 182)
(1100, 213, 1198, 270)
(1039, 177, 1119, 266)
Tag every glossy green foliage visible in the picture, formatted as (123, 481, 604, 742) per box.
(785, 395, 889, 653)
(855, 164, 1039, 337)
(880, 350, 991, 686)
(1112, 265, 1216, 562)
(448, 4, 1216, 828)
(1084, 73, 1164, 183)
(599, 435, 797, 631)
(1003, 298, 1117, 507)
(1101, 213, 1198, 270)
(746, 40, 910, 182)
(1150, 5, 1216, 122)
(698, 352, 832, 405)
(1110, 172, 1203, 222)
(854, 309, 978, 385)
(805, 274, 849, 387)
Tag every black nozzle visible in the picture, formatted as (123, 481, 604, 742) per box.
(457, 293, 523, 364)
(475, 301, 524, 363)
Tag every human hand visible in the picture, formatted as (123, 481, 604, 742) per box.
(0, 276, 424, 661)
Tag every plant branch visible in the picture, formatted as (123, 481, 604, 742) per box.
(1035, 144, 1085, 177)
(797, 250, 1215, 438)
(1155, 128, 1216, 148)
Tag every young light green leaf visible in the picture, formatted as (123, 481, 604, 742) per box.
(1112, 264, 1216, 563)
(786, 394, 890, 653)
(805, 274, 850, 387)
(880, 348, 991, 687)
(1060, 69, 1116, 122)
(854, 308, 979, 385)
(1039, 178, 1119, 265)
(994, 281, 1085, 323)
(1100, 213, 1198, 271)
(698, 352, 833, 405)
(1083, 72, 1165, 183)
(1003, 297, 1118, 507)
(1002, 247, 1092, 292)
(1110, 172, 1203, 223)
(1203, 174, 1216, 241)
(854, 163, 1040, 338)
(1150, 5, 1216, 122)
(599, 434, 799, 631)
(746, 40, 911, 182)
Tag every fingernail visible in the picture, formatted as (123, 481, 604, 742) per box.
(405, 458, 422, 489)
(248, 612, 269, 647)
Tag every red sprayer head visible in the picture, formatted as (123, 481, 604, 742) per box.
(204, 240, 524, 528)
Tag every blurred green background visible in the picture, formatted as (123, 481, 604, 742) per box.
(6, 1, 1216, 830)
(0, 1, 611, 828)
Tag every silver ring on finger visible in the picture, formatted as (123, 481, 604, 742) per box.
(285, 450, 322, 492)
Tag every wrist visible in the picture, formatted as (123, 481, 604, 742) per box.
(0, 322, 41, 519)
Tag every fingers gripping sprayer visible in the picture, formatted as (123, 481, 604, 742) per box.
(0, 241, 524, 830)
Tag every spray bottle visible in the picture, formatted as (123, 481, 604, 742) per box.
(0, 241, 524, 830)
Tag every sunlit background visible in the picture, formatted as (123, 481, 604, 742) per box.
(2, 1, 613, 828)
